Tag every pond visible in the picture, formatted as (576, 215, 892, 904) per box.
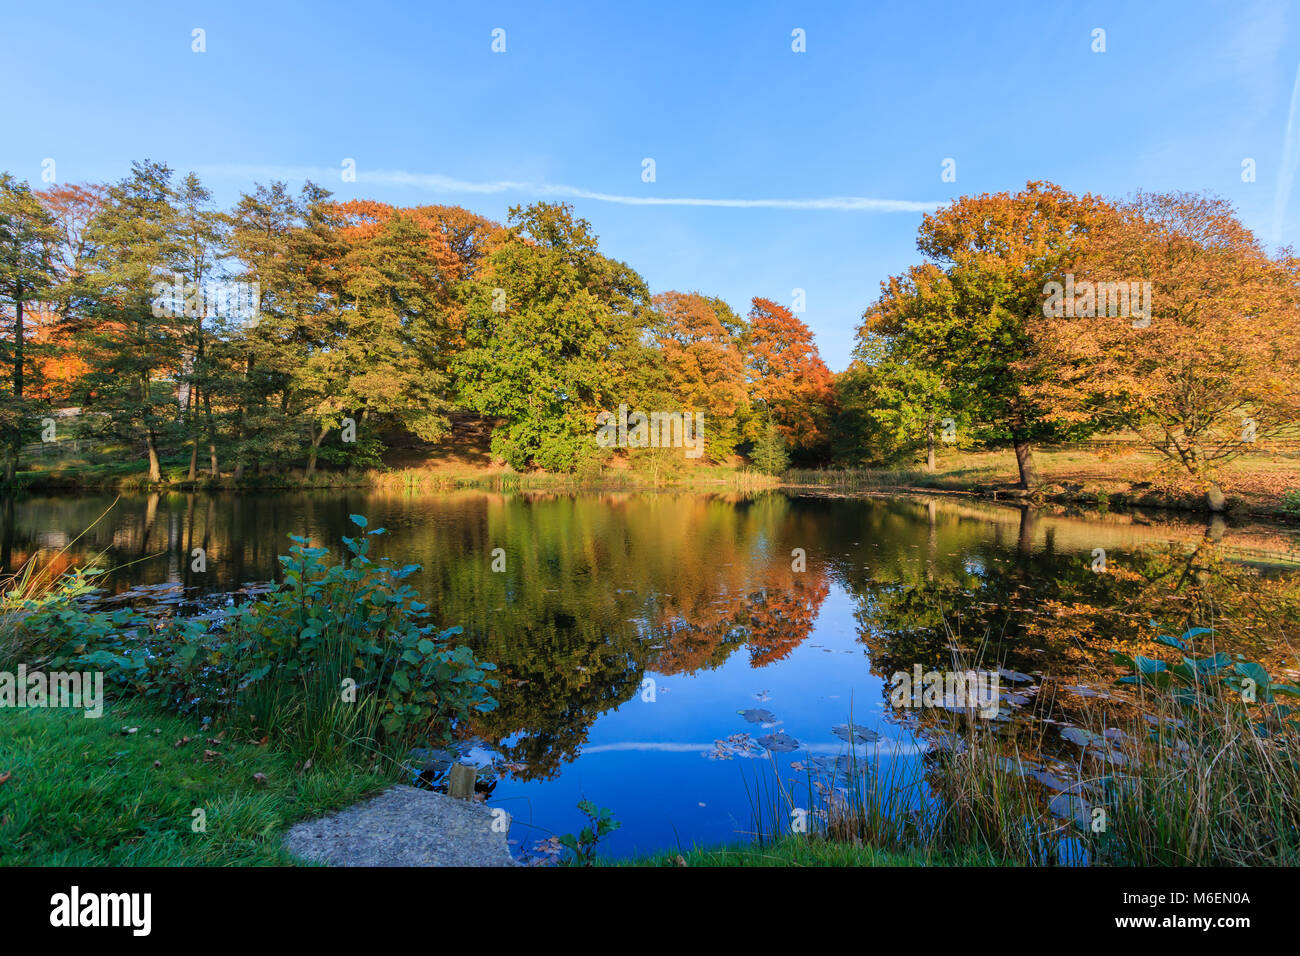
(4, 489, 1300, 860)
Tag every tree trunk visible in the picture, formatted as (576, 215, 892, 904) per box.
(1205, 480, 1226, 513)
(187, 384, 199, 480)
(306, 425, 328, 476)
(204, 386, 219, 477)
(926, 422, 936, 473)
(145, 428, 162, 483)
(6, 289, 24, 484)
(1012, 437, 1038, 490)
(13, 288, 23, 402)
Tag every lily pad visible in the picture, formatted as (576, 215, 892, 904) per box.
(1048, 791, 1094, 829)
(998, 668, 1034, 683)
(1060, 726, 1107, 748)
(758, 732, 800, 753)
(831, 723, 880, 744)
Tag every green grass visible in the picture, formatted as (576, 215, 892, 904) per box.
(620, 838, 1008, 867)
(787, 443, 1300, 513)
(0, 697, 395, 865)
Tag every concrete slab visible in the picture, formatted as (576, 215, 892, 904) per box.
(283, 785, 517, 867)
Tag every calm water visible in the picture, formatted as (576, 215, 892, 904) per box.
(4, 490, 1299, 858)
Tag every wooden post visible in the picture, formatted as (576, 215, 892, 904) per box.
(449, 763, 476, 800)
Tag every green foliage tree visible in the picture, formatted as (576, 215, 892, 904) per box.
(454, 203, 650, 471)
(750, 415, 789, 474)
(74, 161, 187, 482)
(0, 173, 58, 484)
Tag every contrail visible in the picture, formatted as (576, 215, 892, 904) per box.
(1271, 61, 1300, 246)
(195, 163, 942, 213)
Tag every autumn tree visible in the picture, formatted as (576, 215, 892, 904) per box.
(28, 183, 105, 402)
(1054, 191, 1300, 510)
(334, 211, 468, 445)
(172, 173, 228, 479)
(868, 182, 1113, 489)
(745, 297, 835, 463)
(650, 291, 748, 460)
(849, 297, 963, 472)
(72, 161, 188, 481)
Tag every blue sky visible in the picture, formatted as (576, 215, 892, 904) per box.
(2, 0, 1298, 370)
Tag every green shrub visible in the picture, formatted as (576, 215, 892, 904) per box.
(559, 800, 621, 866)
(8, 516, 498, 762)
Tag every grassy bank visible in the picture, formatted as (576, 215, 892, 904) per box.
(622, 840, 1007, 867)
(18, 442, 1298, 518)
(0, 697, 394, 865)
(788, 445, 1300, 517)
(1, 516, 500, 866)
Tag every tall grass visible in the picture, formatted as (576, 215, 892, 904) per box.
(783, 467, 985, 492)
(231, 622, 389, 766)
(369, 464, 781, 493)
(737, 631, 1300, 866)
(740, 690, 1300, 866)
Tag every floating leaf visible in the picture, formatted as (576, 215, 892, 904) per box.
(831, 723, 880, 744)
(757, 732, 800, 753)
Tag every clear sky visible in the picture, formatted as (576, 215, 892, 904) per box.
(2, 0, 1298, 370)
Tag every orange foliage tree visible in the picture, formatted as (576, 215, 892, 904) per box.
(1044, 191, 1300, 509)
(746, 297, 835, 461)
(650, 291, 749, 459)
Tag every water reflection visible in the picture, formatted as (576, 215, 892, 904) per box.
(3, 489, 1298, 853)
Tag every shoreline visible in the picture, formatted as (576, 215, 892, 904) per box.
(11, 463, 1300, 523)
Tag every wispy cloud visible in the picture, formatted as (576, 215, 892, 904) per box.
(578, 740, 924, 756)
(1271, 61, 1300, 246)
(194, 164, 941, 213)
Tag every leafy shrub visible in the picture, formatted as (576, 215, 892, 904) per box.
(1111, 626, 1300, 718)
(558, 800, 621, 865)
(229, 514, 498, 745)
(9, 516, 498, 759)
